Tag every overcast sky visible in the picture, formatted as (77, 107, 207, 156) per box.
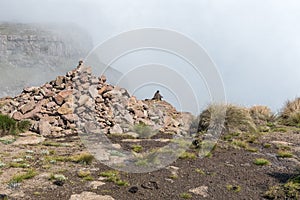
(0, 0, 299, 113)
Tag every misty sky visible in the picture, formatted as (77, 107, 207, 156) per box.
(0, 0, 299, 113)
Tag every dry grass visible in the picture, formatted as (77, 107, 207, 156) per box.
(250, 105, 274, 125)
(279, 97, 300, 127)
(198, 104, 257, 134)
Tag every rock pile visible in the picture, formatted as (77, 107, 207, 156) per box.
(0, 62, 194, 138)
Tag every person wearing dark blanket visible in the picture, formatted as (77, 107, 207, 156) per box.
(152, 90, 163, 101)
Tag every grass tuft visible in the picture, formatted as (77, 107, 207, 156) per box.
(277, 151, 293, 158)
(179, 152, 197, 159)
(99, 170, 129, 186)
(131, 145, 143, 153)
(253, 158, 270, 166)
(70, 152, 94, 165)
(9, 169, 36, 183)
(198, 104, 257, 134)
(179, 192, 192, 199)
(227, 184, 241, 192)
(279, 97, 300, 127)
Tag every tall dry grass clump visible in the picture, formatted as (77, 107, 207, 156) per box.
(198, 104, 257, 134)
(250, 105, 274, 125)
(279, 97, 300, 127)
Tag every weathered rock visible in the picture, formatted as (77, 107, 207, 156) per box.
(110, 124, 123, 134)
(57, 103, 73, 115)
(89, 85, 98, 98)
(19, 101, 35, 114)
(189, 186, 209, 198)
(69, 192, 114, 200)
(39, 120, 52, 136)
(55, 76, 65, 86)
(78, 95, 90, 106)
(62, 114, 79, 122)
(46, 102, 57, 109)
(12, 111, 23, 121)
(122, 114, 134, 125)
(100, 75, 107, 83)
(13, 133, 45, 145)
(23, 86, 38, 93)
(98, 85, 107, 95)
(34, 95, 43, 101)
(89, 181, 106, 190)
(54, 94, 64, 105)
(54, 90, 73, 105)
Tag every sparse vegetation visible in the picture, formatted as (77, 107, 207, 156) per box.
(77, 169, 94, 181)
(179, 152, 196, 159)
(179, 192, 192, 199)
(70, 152, 94, 164)
(250, 105, 274, 124)
(42, 141, 71, 147)
(131, 145, 143, 153)
(277, 151, 293, 158)
(9, 162, 30, 168)
(231, 139, 248, 149)
(132, 122, 157, 138)
(254, 158, 270, 166)
(279, 97, 300, 127)
(0, 114, 31, 135)
(77, 169, 91, 178)
(9, 169, 37, 183)
(264, 175, 300, 199)
(99, 170, 129, 186)
(198, 104, 257, 134)
(195, 168, 206, 175)
(227, 184, 241, 192)
(49, 174, 67, 181)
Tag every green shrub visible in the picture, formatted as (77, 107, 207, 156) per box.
(0, 114, 31, 135)
(0, 114, 17, 134)
(17, 120, 31, 132)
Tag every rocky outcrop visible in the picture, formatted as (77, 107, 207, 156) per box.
(0, 61, 194, 138)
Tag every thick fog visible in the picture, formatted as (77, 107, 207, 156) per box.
(0, 0, 299, 113)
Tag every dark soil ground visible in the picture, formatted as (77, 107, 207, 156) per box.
(0, 127, 300, 200)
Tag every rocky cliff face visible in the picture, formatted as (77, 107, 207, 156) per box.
(0, 23, 93, 97)
(0, 23, 92, 67)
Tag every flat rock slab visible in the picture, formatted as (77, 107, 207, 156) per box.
(69, 192, 114, 200)
(189, 186, 209, 198)
(13, 135, 45, 145)
(89, 181, 106, 190)
(121, 139, 170, 143)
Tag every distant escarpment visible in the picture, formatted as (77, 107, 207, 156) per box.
(0, 23, 92, 67)
(0, 23, 93, 97)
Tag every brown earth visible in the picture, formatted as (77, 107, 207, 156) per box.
(0, 127, 299, 200)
